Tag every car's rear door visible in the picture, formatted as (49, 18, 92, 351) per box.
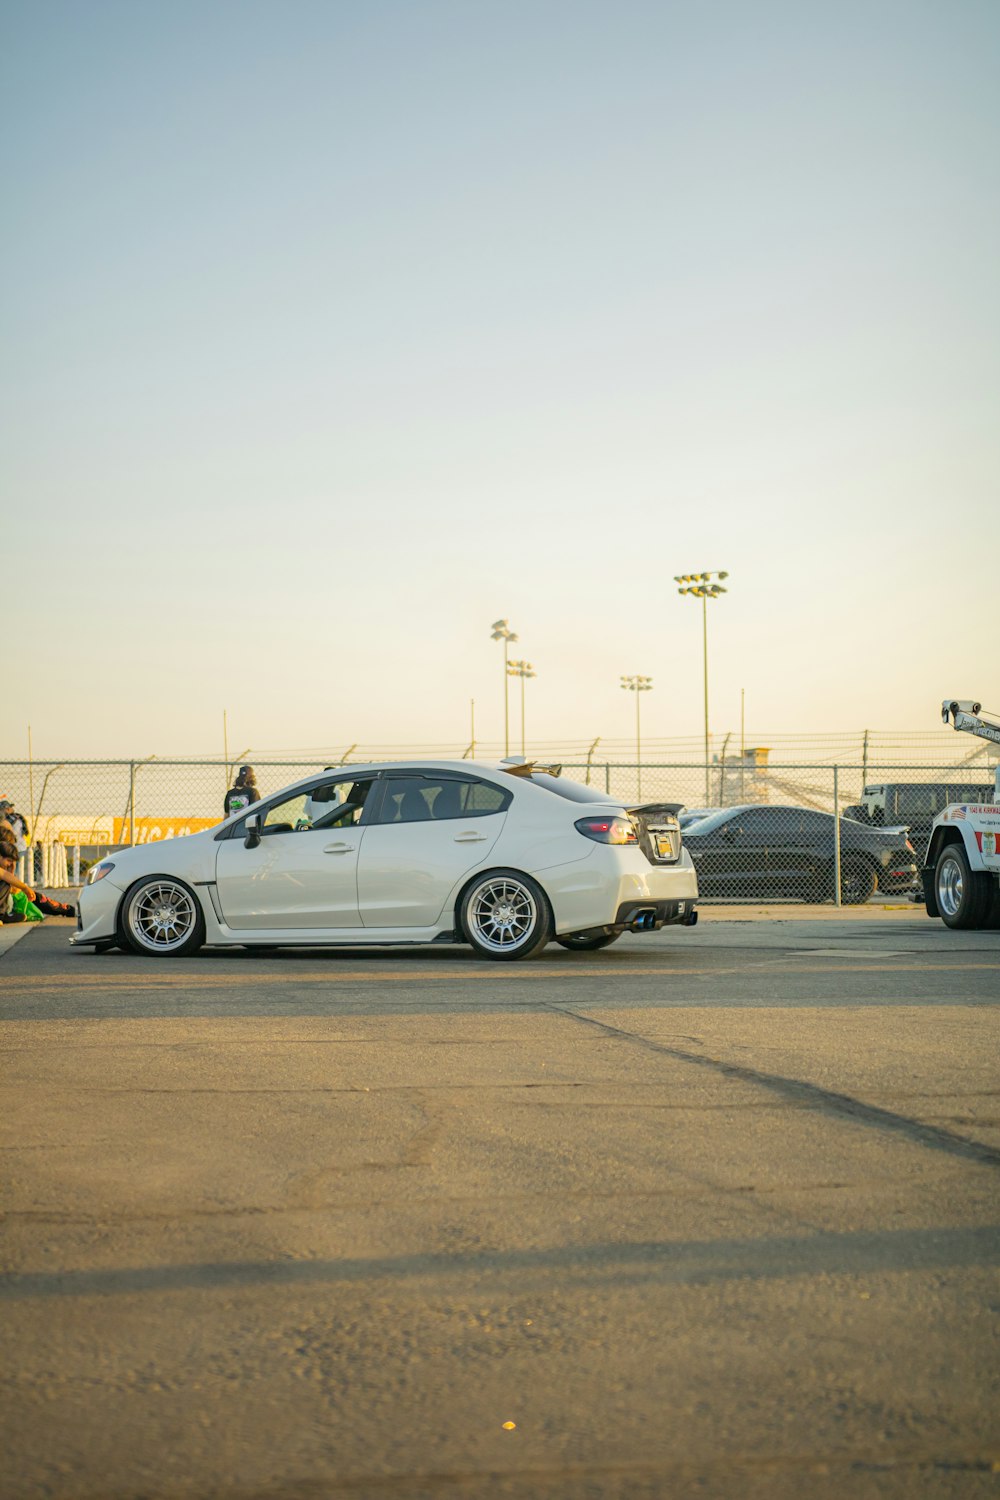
(357, 772, 510, 927)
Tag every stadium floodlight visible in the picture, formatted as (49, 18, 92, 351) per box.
(490, 619, 519, 756)
(675, 569, 731, 801)
(621, 675, 653, 800)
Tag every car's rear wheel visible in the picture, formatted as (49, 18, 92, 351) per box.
(840, 857, 877, 905)
(556, 932, 622, 952)
(935, 844, 994, 929)
(460, 870, 552, 961)
(120, 876, 205, 957)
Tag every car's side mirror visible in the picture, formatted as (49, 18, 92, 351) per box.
(244, 812, 261, 849)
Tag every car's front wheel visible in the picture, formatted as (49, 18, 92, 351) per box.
(460, 870, 552, 961)
(935, 844, 994, 930)
(556, 932, 622, 952)
(120, 876, 205, 957)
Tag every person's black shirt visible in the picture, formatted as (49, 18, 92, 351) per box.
(224, 785, 261, 818)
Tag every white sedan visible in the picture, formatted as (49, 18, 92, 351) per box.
(72, 761, 699, 961)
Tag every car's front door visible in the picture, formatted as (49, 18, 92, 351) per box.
(688, 809, 773, 897)
(763, 809, 809, 894)
(215, 775, 379, 929)
(357, 773, 510, 927)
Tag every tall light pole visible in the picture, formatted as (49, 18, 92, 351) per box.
(507, 660, 536, 758)
(490, 619, 518, 756)
(620, 675, 653, 800)
(675, 570, 729, 803)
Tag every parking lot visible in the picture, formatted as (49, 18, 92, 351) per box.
(2, 912, 999, 1499)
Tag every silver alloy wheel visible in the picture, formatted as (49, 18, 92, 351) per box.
(467, 876, 537, 953)
(937, 853, 964, 918)
(127, 880, 197, 953)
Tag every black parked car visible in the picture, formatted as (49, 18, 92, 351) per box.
(683, 804, 918, 904)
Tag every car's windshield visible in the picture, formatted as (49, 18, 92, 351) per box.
(682, 807, 743, 835)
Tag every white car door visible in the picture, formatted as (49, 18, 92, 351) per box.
(215, 776, 378, 930)
(357, 773, 510, 927)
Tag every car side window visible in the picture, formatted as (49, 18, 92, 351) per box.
(458, 780, 509, 816)
(249, 778, 377, 837)
(262, 792, 311, 835)
(728, 809, 773, 838)
(377, 776, 510, 824)
(311, 779, 377, 830)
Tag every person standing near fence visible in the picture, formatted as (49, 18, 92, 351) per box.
(224, 765, 261, 818)
(0, 798, 29, 852)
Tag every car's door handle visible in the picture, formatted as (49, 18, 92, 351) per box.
(453, 831, 488, 843)
(323, 842, 354, 854)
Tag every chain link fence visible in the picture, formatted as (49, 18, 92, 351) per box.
(2, 756, 996, 905)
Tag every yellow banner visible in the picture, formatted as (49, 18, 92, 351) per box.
(111, 817, 219, 844)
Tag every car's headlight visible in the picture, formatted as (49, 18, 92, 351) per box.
(87, 861, 116, 884)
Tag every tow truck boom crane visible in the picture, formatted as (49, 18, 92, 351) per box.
(940, 699, 1000, 761)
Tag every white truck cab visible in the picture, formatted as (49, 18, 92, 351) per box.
(922, 701, 1000, 929)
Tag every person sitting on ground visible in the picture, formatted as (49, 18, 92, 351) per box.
(0, 837, 76, 920)
(224, 765, 261, 818)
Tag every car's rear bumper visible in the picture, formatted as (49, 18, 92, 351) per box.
(545, 847, 699, 934)
(615, 897, 698, 931)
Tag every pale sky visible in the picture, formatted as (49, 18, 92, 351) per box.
(4, 0, 998, 759)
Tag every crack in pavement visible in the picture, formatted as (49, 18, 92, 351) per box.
(547, 1006, 1000, 1169)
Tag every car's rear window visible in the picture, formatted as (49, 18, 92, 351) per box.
(519, 773, 620, 805)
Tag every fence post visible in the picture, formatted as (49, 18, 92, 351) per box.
(72, 845, 81, 885)
(129, 761, 136, 846)
(605, 763, 611, 795)
(833, 765, 842, 908)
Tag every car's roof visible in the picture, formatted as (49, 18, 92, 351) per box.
(309, 758, 531, 779)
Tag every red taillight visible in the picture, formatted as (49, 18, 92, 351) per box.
(575, 816, 638, 845)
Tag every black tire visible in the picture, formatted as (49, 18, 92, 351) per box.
(934, 844, 994, 930)
(556, 932, 622, 952)
(459, 869, 552, 962)
(840, 857, 877, 906)
(119, 875, 206, 957)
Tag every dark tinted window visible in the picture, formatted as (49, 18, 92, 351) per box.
(799, 812, 832, 836)
(894, 786, 947, 819)
(732, 808, 776, 836)
(377, 776, 510, 824)
(946, 784, 992, 807)
(524, 773, 620, 805)
(684, 808, 745, 835)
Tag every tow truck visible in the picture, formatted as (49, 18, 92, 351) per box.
(922, 700, 1000, 929)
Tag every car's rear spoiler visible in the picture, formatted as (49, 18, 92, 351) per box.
(627, 802, 685, 818)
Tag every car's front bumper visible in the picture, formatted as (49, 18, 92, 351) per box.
(69, 879, 120, 945)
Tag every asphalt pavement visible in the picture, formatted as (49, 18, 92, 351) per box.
(1, 913, 998, 1499)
